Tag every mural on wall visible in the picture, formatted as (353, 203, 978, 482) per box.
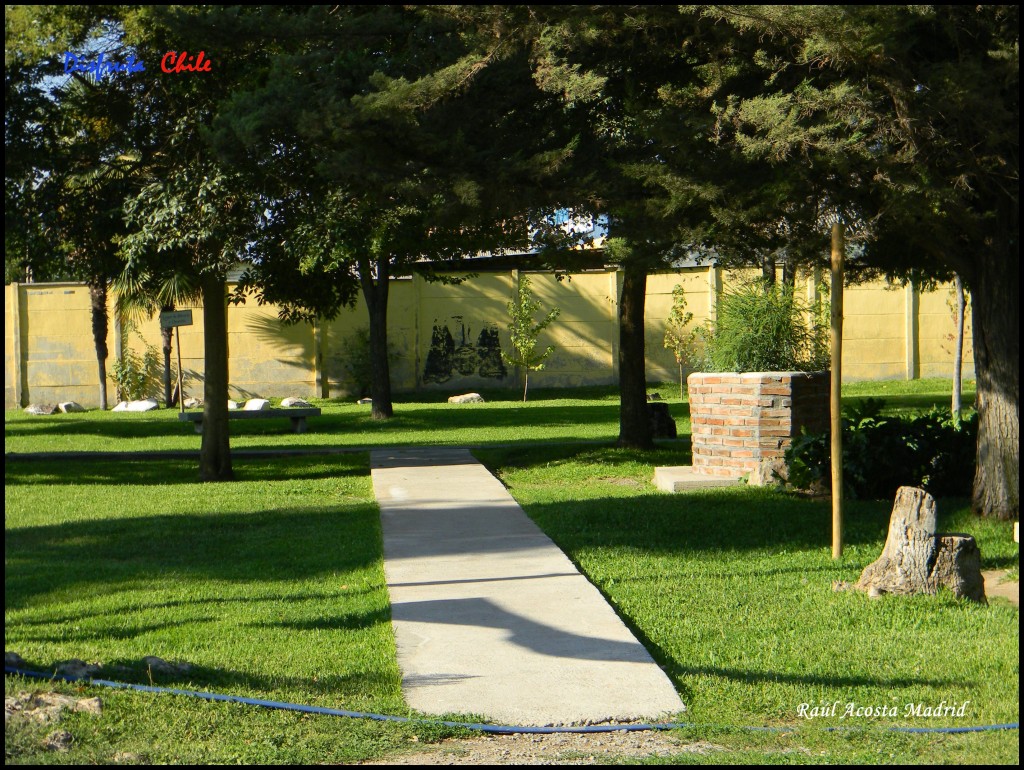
(423, 317, 507, 384)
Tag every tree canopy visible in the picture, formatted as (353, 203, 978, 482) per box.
(5, 5, 1017, 513)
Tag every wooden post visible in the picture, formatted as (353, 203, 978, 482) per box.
(830, 222, 845, 560)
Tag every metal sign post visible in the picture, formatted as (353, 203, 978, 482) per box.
(160, 310, 193, 415)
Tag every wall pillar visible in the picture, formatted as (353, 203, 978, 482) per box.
(708, 264, 722, 323)
(611, 268, 622, 384)
(8, 283, 24, 407)
(905, 280, 919, 380)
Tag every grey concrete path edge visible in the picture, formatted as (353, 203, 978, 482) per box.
(370, 446, 686, 727)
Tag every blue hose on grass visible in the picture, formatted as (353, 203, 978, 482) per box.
(5, 666, 1018, 736)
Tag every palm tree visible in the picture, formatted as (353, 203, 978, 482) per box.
(113, 265, 201, 406)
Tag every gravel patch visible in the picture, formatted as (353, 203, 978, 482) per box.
(359, 730, 724, 765)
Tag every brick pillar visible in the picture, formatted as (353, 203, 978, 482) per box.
(688, 371, 830, 477)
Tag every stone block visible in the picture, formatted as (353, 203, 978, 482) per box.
(448, 393, 485, 404)
(124, 399, 159, 412)
(24, 403, 58, 415)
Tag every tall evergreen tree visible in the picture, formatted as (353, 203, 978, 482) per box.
(703, 5, 1018, 519)
(212, 5, 574, 420)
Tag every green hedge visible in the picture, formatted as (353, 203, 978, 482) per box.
(785, 399, 977, 499)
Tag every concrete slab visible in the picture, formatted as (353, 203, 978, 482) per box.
(371, 447, 686, 727)
(653, 465, 742, 492)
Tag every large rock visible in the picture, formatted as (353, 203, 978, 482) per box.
(243, 398, 271, 411)
(226, 400, 240, 411)
(855, 486, 986, 603)
(24, 404, 58, 415)
(281, 397, 312, 408)
(448, 393, 485, 404)
(184, 397, 202, 408)
(58, 401, 86, 413)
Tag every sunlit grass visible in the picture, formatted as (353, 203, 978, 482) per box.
(4, 455, 478, 764)
(5, 378, 1014, 764)
(475, 442, 1018, 764)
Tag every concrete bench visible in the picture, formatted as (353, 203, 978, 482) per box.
(179, 407, 321, 434)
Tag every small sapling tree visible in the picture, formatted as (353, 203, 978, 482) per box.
(502, 274, 560, 402)
(663, 284, 698, 401)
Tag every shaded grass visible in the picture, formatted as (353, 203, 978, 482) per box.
(5, 379, 973, 456)
(475, 443, 1019, 764)
(4, 397, 628, 455)
(4, 456, 478, 764)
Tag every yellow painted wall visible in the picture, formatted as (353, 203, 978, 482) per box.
(7, 283, 119, 407)
(842, 280, 907, 380)
(918, 283, 974, 379)
(4, 269, 976, 408)
(645, 269, 715, 384)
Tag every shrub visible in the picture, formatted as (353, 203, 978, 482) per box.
(331, 327, 397, 398)
(697, 278, 829, 373)
(110, 342, 161, 402)
(784, 398, 978, 499)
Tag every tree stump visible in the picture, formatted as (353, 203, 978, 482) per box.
(855, 486, 986, 603)
(648, 402, 677, 439)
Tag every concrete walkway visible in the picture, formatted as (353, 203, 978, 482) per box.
(370, 447, 685, 727)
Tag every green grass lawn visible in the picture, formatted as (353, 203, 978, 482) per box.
(4, 455, 480, 763)
(5, 378, 1016, 764)
(474, 443, 1019, 763)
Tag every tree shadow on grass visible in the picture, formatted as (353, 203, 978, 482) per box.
(4, 455, 368, 486)
(662, 662, 968, 690)
(4, 505, 382, 611)
(10, 589, 383, 630)
(6, 653, 404, 707)
(5, 401, 645, 447)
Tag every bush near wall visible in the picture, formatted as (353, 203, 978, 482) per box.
(785, 399, 977, 499)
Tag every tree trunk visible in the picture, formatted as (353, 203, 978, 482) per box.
(199, 273, 233, 482)
(970, 240, 1019, 520)
(855, 486, 986, 602)
(89, 280, 109, 410)
(617, 261, 653, 448)
(360, 256, 394, 420)
(760, 253, 776, 286)
(781, 256, 796, 288)
(161, 303, 175, 408)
